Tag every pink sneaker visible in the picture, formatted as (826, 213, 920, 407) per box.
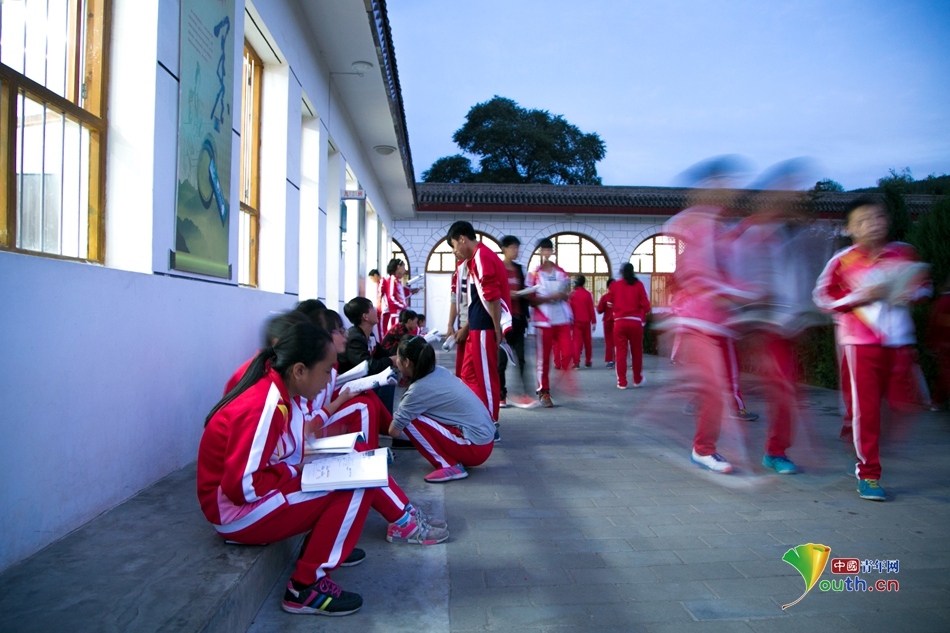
(424, 463, 468, 483)
(386, 512, 449, 545)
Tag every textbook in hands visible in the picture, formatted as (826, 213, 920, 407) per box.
(304, 432, 365, 457)
(301, 449, 389, 492)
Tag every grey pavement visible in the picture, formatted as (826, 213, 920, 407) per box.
(249, 340, 950, 633)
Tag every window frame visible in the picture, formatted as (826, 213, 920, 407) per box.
(425, 231, 502, 273)
(629, 233, 685, 309)
(238, 40, 264, 287)
(0, 0, 111, 263)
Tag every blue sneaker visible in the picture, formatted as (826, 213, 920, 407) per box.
(857, 479, 886, 501)
(763, 454, 798, 474)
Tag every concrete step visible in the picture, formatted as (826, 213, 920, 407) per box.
(0, 461, 300, 633)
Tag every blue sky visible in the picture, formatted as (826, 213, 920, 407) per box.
(388, 0, 950, 190)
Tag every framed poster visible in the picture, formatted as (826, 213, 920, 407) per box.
(172, 0, 234, 279)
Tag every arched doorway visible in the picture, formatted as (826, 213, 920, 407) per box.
(424, 232, 502, 334)
(630, 234, 684, 309)
(527, 233, 611, 337)
(389, 239, 415, 308)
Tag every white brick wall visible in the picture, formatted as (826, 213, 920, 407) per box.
(392, 212, 673, 277)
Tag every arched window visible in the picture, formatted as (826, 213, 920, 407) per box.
(425, 232, 502, 273)
(390, 239, 410, 278)
(630, 234, 685, 308)
(527, 233, 611, 305)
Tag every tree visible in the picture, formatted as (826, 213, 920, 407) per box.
(421, 155, 474, 184)
(422, 96, 606, 185)
(813, 179, 844, 192)
(878, 168, 913, 241)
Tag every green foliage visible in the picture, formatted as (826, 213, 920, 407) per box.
(792, 327, 840, 390)
(423, 96, 606, 185)
(421, 155, 474, 184)
(813, 179, 844, 193)
(908, 197, 950, 290)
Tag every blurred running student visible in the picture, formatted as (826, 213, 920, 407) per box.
(198, 322, 371, 616)
(300, 309, 449, 546)
(447, 221, 513, 421)
(390, 336, 496, 483)
(814, 196, 932, 501)
(379, 309, 419, 356)
(605, 264, 651, 388)
(526, 238, 572, 407)
(597, 278, 616, 368)
(498, 235, 530, 407)
(569, 275, 596, 369)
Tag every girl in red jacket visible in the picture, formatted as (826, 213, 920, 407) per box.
(198, 322, 371, 617)
(606, 263, 651, 388)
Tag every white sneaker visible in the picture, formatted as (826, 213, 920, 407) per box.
(617, 384, 628, 390)
(632, 376, 646, 388)
(691, 449, 733, 474)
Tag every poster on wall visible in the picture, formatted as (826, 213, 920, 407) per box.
(171, 0, 234, 279)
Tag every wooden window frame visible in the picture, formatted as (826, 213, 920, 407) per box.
(239, 41, 263, 287)
(0, 0, 111, 262)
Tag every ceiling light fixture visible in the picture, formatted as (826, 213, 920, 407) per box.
(374, 145, 397, 156)
(351, 61, 373, 76)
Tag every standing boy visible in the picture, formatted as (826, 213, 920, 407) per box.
(447, 221, 512, 421)
(813, 197, 932, 501)
(569, 275, 596, 369)
(526, 238, 573, 407)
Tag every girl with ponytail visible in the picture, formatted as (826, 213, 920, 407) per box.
(605, 263, 651, 389)
(388, 336, 496, 483)
(197, 321, 373, 617)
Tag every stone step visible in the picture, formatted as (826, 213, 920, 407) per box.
(0, 461, 299, 633)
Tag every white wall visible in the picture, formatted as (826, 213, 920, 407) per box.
(0, 251, 295, 572)
(393, 213, 672, 338)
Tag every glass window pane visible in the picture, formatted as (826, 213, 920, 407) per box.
(43, 107, 65, 254)
(595, 256, 608, 274)
(1, 1, 27, 74)
(23, 0, 47, 86)
(17, 93, 45, 251)
(581, 238, 600, 255)
(634, 239, 654, 255)
(559, 234, 578, 244)
(46, 0, 70, 99)
(656, 240, 677, 273)
(78, 122, 89, 255)
(581, 254, 594, 273)
(557, 243, 579, 272)
(61, 116, 81, 258)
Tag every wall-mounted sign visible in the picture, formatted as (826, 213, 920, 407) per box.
(171, 0, 235, 279)
(342, 189, 366, 200)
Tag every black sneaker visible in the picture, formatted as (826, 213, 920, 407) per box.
(339, 547, 365, 567)
(391, 438, 414, 450)
(282, 577, 363, 616)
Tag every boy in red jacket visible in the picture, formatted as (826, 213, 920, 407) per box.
(813, 197, 931, 501)
(569, 275, 596, 369)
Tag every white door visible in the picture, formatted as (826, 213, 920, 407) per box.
(425, 273, 454, 334)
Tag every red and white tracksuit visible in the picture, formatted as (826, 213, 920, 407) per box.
(456, 242, 513, 421)
(605, 278, 651, 387)
(198, 367, 373, 585)
(450, 265, 469, 378)
(381, 275, 408, 336)
(597, 291, 615, 363)
(297, 368, 411, 524)
(402, 415, 494, 470)
(665, 207, 758, 456)
(569, 287, 596, 366)
(527, 263, 573, 393)
(814, 242, 932, 479)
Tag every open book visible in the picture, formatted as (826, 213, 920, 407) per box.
(336, 361, 368, 387)
(341, 367, 397, 394)
(304, 432, 364, 457)
(406, 274, 424, 286)
(424, 329, 442, 345)
(301, 449, 389, 492)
